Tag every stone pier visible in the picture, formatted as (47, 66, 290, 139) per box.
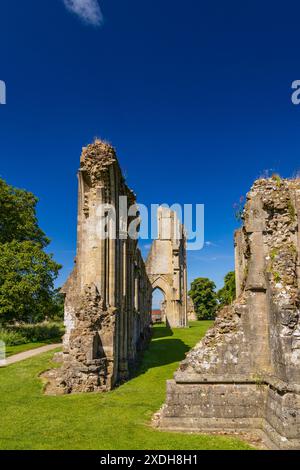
(45, 140, 152, 393)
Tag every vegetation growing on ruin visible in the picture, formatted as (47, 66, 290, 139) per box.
(270, 248, 279, 261)
(0, 322, 252, 450)
(271, 173, 283, 188)
(233, 196, 245, 222)
(252, 373, 265, 389)
(287, 243, 297, 257)
(273, 271, 281, 283)
(267, 248, 281, 283)
(287, 199, 296, 222)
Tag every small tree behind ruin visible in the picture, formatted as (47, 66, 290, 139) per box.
(188, 277, 217, 320)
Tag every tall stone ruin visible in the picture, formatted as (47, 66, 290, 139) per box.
(158, 177, 300, 449)
(46, 140, 152, 393)
(146, 207, 188, 328)
(44, 139, 189, 395)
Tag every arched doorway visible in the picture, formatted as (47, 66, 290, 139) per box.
(152, 287, 166, 323)
(149, 274, 173, 326)
(145, 207, 188, 328)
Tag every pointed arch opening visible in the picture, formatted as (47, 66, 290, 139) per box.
(152, 287, 166, 323)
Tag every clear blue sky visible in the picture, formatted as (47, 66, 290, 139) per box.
(1, 1, 300, 304)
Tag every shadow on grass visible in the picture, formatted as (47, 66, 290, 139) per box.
(133, 331, 189, 378)
(151, 324, 174, 339)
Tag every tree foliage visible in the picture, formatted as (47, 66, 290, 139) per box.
(188, 277, 218, 320)
(0, 179, 48, 246)
(0, 178, 61, 325)
(217, 271, 236, 308)
(49, 288, 65, 320)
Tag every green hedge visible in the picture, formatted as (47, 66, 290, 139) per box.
(0, 329, 27, 346)
(0, 322, 64, 346)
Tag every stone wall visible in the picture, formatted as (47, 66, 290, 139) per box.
(146, 207, 188, 328)
(187, 297, 197, 321)
(45, 140, 152, 393)
(158, 177, 300, 449)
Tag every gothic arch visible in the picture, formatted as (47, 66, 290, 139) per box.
(150, 275, 171, 298)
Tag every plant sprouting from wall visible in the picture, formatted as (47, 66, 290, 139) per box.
(233, 196, 245, 222)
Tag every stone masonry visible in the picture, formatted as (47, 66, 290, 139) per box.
(158, 177, 300, 449)
(146, 207, 188, 328)
(44, 139, 188, 394)
(45, 140, 153, 393)
(187, 297, 197, 321)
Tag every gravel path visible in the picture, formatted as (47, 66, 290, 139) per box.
(4, 344, 61, 366)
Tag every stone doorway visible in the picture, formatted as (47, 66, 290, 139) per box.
(146, 207, 188, 328)
(152, 287, 166, 323)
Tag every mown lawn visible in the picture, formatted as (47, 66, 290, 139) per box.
(0, 321, 252, 450)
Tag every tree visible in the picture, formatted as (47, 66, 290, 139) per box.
(217, 271, 236, 308)
(188, 277, 217, 320)
(0, 179, 61, 325)
(48, 288, 65, 321)
(0, 179, 48, 246)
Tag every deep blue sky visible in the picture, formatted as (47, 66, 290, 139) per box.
(1, 1, 300, 306)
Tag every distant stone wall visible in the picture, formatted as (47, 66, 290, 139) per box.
(45, 140, 152, 394)
(146, 207, 188, 328)
(158, 177, 300, 449)
(187, 297, 197, 321)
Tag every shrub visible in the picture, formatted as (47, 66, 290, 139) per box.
(0, 329, 27, 346)
(0, 322, 64, 345)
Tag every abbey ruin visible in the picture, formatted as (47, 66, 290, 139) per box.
(44, 140, 187, 393)
(158, 177, 300, 449)
(44, 140, 300, 448)
(146, 207, 188, 328)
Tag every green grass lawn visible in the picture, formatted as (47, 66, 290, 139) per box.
(0, 321, 252, 450)
(5, 337, 62, 357)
